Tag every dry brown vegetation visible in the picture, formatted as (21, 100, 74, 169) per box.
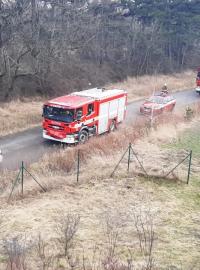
(0, 111, 200, 269)
(0, 99, 43, 137)
(108, 70, 196, 102)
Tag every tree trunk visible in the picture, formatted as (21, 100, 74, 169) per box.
(0, 0, 2, 49)
(31, 0, 37, 38)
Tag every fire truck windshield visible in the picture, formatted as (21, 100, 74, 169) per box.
(43, 105, 74, 123)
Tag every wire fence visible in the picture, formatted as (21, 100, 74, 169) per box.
(72, 143, 193, 185)
(8, 143, 193, 201)
(8, 161, 46, 202)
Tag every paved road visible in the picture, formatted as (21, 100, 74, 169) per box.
(0, 89, 199, 170)
(126, 89, 199, 120)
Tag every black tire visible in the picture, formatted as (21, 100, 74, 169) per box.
(109, 120, 116, 132)
(78, 130, 89, 144)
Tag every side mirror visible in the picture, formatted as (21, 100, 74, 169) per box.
(76, 111, 82, 121)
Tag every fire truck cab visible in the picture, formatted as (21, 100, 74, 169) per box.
(42, 88, 127, 144)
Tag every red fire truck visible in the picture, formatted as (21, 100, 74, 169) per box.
(196, 68, 200, 94)
(42, 88, 127, 143)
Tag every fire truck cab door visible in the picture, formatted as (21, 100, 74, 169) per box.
(98, 102, 109, 134)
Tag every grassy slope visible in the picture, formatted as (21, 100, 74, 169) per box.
(1, 168, 200, 269)
(165, 122, 200, 157)
(156, 122, 200, 268)
(0, 120, 200, 269)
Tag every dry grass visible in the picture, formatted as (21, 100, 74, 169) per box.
(107, 70, 195, 102)
(0, 167, 200, 269)
(0, 99, 43, 137)
(28, 120, 148, 177)
(0, 115, 200, 268)
(1, 112, 199, 197)
(0, 115, 198, 204)
(29, 111, 197, 178)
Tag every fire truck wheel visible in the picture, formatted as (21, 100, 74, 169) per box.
(109, 120, 116, 132)
(79, 130, 89, 143)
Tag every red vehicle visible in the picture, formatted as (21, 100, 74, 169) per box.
(42, 88, 127, 143)
(140, 91, 176, 116)
(196, 68, 200, 94)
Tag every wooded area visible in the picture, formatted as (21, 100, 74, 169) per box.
(0, 0, 199, 100)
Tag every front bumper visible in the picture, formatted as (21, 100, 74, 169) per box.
(43, 130, 78, 144)
(140, 109, 161, 117)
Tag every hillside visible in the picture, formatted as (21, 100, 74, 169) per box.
(0, 0, 199, 100)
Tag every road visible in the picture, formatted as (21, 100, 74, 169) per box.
(0, 89, 199, 170)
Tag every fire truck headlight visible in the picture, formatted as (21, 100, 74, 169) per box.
(66, 134, 76, 143)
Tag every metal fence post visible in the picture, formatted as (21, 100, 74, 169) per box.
(77, 150, 80, 183)
(8, 165, 22, 202)
(8, 162, 46, 201)
(127, 143, 131, 173)
(187, 150, 192, 185)
(21, 161, 24, 196)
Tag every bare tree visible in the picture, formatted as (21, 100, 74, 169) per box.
(36, 233, 55, 270)
(133, 210, 155, 270)
(55, 212, 80, 269)
(0, 0, 199, 100)
(101, 213, 134, 270)
(3, 236, 29, 270)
